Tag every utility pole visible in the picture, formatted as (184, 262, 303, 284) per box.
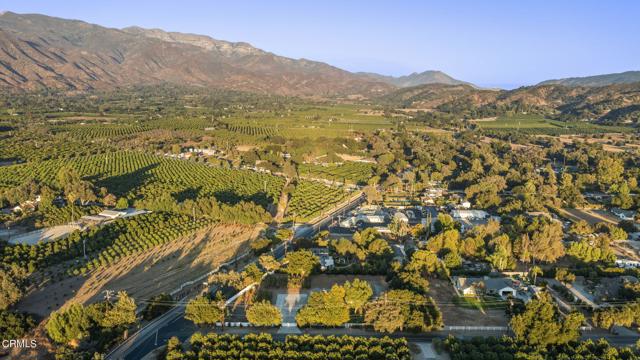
(83, 238, 87, 259)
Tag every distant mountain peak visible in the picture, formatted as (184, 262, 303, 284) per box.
(359, 70, 476, 88)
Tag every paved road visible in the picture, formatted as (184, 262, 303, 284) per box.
(107, 193, 365, 360)
(124, 324, 639, 360)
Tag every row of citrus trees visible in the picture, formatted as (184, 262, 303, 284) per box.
(1, 212, 210, 275)
(299, 161, 374, 185)
(0, 131, 115, 164)
(287, 181, 349, 221)
(226, 124, 278, 137)
(0, 151, 285, 207)
(165, 333, 412, 360)
(1, 151, 354, 220)
(51, 124, 150, 140)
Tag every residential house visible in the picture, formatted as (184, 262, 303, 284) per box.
(616, 259, 640, 269)
(454, 276, 518, 299)
(310, 248, 335, 271)
(612, 208, 636, 221)
(451, 209, 499, 232)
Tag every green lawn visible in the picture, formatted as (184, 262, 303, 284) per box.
(452, 295, 508, 310)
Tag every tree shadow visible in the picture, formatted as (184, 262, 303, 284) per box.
(173, 186, 203, 202)
(90, 163, 158, 196)
(213, 189, 273, 208)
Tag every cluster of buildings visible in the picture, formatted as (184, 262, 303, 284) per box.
(454, 276, 535, 303)
(168, 147, 221, 159)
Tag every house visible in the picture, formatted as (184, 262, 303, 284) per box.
(612, 208, 636, 221)
(310, 248, 335, 271)
(190, 147, 218, 156)
(451, 210, 489, 220)
(451, 209, 499, 232)
(454, 276, 517, 299)
(615, 259, 640, 269)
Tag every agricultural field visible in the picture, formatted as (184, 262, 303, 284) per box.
(220, 105, 399, 139)
(1, 212, 211, 275)
(50, 117, 218, 139)
(286, 180, 350, 221)
(18, 223, 260, 316)
(475, 114, 633, 135)
(226, 124, 279, 137)
(0, 151, 285, 207)
(50, 124, 151, 140)
(0, 131, 116, 163)
(298, 161, 374, 185)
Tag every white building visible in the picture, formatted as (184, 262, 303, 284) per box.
(616, 259, 640, 269)
(451, 210, 489, 220)
(455, 276, 517, 299)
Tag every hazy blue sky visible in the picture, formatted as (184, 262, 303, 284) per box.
(3, 0, 639, 88)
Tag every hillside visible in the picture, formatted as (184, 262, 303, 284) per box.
(382, 82, 640, 125)
(0, 12, 392, 96)
(538, 71, 640, 87)
(359, 70, 475, 88)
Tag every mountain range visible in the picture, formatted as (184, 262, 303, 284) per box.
(0, 12, 477, 96)
(538, 71, 640, 87)
(381, 82, 640, 124)
(0, 11, 639, 99)
(0, 12, 393, 96)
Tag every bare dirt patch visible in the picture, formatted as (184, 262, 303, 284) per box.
(236, 145, 257, 152)
(18, 224, 263, 317)
(336, 153, 368, 162)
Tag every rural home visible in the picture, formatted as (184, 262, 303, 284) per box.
(310, 248, 335, 271)
(450, 209, 499, 232)
(455, 276, 517, 299)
